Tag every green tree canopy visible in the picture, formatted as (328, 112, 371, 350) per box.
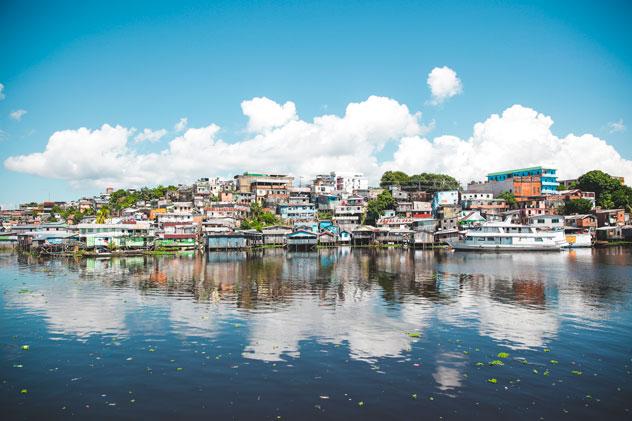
(497, 191, 517, 208)
(558, 198, 593, 215)
(365, 190, 397, 226)
(576, 170, 631, 210)
(380, 171, 461, 193)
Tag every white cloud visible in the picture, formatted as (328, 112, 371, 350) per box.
(383, 104, 632, 185)
(241, 97, 298, 132)
(9, 109, 27, 121)
(427, 66, 463, 105)
(174, 117, 188, 132)
(4, 97, 632, 189)
(607, 118, 625, 134)
(134, 128, 167, 143)
(0, 83, 5, 100)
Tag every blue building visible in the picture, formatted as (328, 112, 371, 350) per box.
(487, 166, 559, 194)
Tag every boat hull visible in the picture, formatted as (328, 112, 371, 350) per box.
(448, 242, 562, 251)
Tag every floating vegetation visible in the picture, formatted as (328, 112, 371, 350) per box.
(406, 332, 421, 338)
(544, 348, 551, 353)
(411, 393, 417, 400)
(543, 370, 550, 376)
(148, 348, 156, 352)
(571, 370, 583, 376)
(18, 289, 32, 294)
(497, 352, 510, 359)
(357, 401, 364, 407)
(533, 369, 539, 374)
(489, 360, 504, 366)
(20, 389, 28, 394)
(475, 362, 485, 366)
(487, 378, 497, 384)
(550, 360, 559, 364)
(176, 367, 183, 371)
(21, 345, 29, 351)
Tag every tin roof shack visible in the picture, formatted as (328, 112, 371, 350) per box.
(375, 228, 414, 246)
(411, 219, 439, 247)
(594, 209, 625, 227)
(202, 217, 238, 234)
(461, 198, 508, 219)
(338, 229, 352, 244)
(564, 214, 597, 229)
(17, 231, 78, 252)
(434, 229, 459, 245)
(318, 231, 337, 247)
(527, 215, 564, 230)
(287, 230, 318, 250)
(261, 225, 293, 246)
(595, 226, 623, 242)
(77, 223, 153, 250)
(351, 226, 376, 246)
(205, 231, 262, 250)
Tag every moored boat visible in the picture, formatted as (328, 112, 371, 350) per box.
(448, 220, 566, 251)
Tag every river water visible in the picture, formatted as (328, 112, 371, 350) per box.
(1, 248, 631, 419)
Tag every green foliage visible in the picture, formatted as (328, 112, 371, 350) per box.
(317, 211, 332, 220)
(379, 171, 461, 193)
(240, 202, 279, 231)
(558, 198, 593, 215)
(108, 185, 178, 211)
(576, 170, 631, 210)
(497, 191, 517, 208)
(96, 207, 110, 224)
(380, 171, 410, 187)
(365, 190, 396, 226)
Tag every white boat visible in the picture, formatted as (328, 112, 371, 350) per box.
(448, 220, 567, 251)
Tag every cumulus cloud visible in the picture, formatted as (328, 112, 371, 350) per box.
(174, 117, 188, 132)
(607, 118, 625, 134)
(241, 97, 298, 132)
(427, 66, 463, 105)
(4, 97, 632, 189)
(0, 83, 5, 100)
(134, 128, 167, 143)
(382, 104, 632, 184)
(9, 109, 27, 121)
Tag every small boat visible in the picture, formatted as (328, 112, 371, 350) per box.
(447, 219, 566, 251)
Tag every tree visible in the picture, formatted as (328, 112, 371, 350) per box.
(365, 190, 397, 226)
(380, 171, 410, 188)
(96, 207, 110, 224)
(576, 170, 631, 211)
(497, 191, 517, 208)
(558, 198, 593, 215)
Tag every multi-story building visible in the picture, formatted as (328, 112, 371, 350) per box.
(486, 166, 559, 195)
(335, 173, 369, 195)
(234, 172, 294, 204)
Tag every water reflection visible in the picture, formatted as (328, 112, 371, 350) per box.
(3, 248, 631, 364)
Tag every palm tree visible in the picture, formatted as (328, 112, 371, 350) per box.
(96, 207, 110, 224)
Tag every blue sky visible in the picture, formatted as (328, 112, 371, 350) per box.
(1, 0, 631, 206)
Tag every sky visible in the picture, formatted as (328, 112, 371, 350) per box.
(1, 0, 631, 207)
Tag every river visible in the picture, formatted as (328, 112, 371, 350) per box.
(1, 248, 631, 419)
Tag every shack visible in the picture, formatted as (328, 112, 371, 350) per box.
(261, 225, 292, 246)
(287, 230, 318, 250)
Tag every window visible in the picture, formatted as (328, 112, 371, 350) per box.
(552, 219, 559, 223)
(535, 237, 543, 242)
